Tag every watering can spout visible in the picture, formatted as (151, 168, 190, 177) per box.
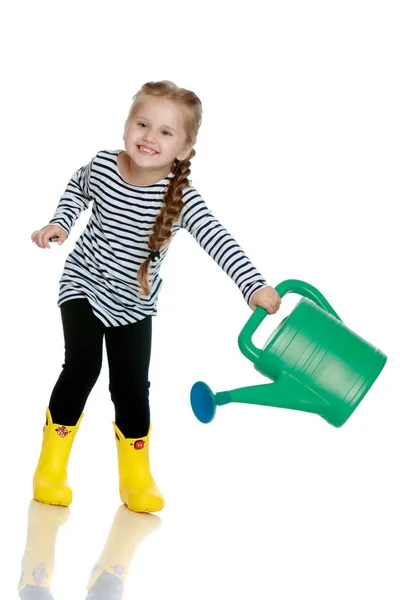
(191, 372, 333, 425)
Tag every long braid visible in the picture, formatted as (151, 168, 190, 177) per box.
(137, 148, 196, 295)
(127, 81, 202, 297)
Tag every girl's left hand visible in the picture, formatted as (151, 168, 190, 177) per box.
(249, 286, 282, 314)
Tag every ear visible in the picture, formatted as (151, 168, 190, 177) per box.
(176, 143, 193, 162)
(122, 118, 130, 141)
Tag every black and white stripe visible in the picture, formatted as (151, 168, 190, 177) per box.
(49, 150, 268, 327)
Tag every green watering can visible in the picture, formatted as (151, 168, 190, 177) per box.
(190, 279, 387, 427)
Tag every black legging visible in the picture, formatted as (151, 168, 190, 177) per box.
(48, 299, 152, 438)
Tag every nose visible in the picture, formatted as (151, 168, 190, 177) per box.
(142, 128, 156, 144)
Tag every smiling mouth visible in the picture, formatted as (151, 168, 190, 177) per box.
(137, 145, 159, 156)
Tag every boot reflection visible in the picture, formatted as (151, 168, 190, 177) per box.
(86, 504, 161, 599)
(18, 499, 70, 598)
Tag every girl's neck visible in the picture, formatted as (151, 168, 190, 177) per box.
(119, 151, 171, 186)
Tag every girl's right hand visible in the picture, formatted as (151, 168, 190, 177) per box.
(31, 225, 68, 249)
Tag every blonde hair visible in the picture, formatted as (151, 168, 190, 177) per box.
(124, 80, 202, 296)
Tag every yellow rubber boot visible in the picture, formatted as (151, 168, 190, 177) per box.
(18, 499, 70, 596)
(33, 408, 83, 507)
(86, 505, 161, 596)
(113, 423, 164, 513)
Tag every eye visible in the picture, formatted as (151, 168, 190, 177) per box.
(138, 122, 147, 128)
(162, 130, 172, 136)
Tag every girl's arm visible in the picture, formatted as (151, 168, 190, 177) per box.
(48, 156, 95, 235)
(180, 188, 270, 307)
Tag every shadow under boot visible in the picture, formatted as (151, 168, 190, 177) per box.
(113, 423, 164, 513)
(86, 504, 161, 599)
(18, 499, 70, 599)
(33, 407, 83, 507)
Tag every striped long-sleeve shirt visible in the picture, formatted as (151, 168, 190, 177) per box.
(49, 149, 269, 327)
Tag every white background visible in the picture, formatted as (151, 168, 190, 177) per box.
(1, 1, 399, 598)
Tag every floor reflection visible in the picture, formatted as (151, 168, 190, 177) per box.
(18, 500, 161, 598)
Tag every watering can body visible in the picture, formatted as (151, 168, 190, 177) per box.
(191, 280, 387, 427)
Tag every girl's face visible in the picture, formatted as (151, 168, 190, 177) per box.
(123, 96, 192, 180)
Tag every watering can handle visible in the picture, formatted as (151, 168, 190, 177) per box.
(238, 279, 342, 363)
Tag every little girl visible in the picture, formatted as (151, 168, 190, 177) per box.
(31, 80, 281, 514)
